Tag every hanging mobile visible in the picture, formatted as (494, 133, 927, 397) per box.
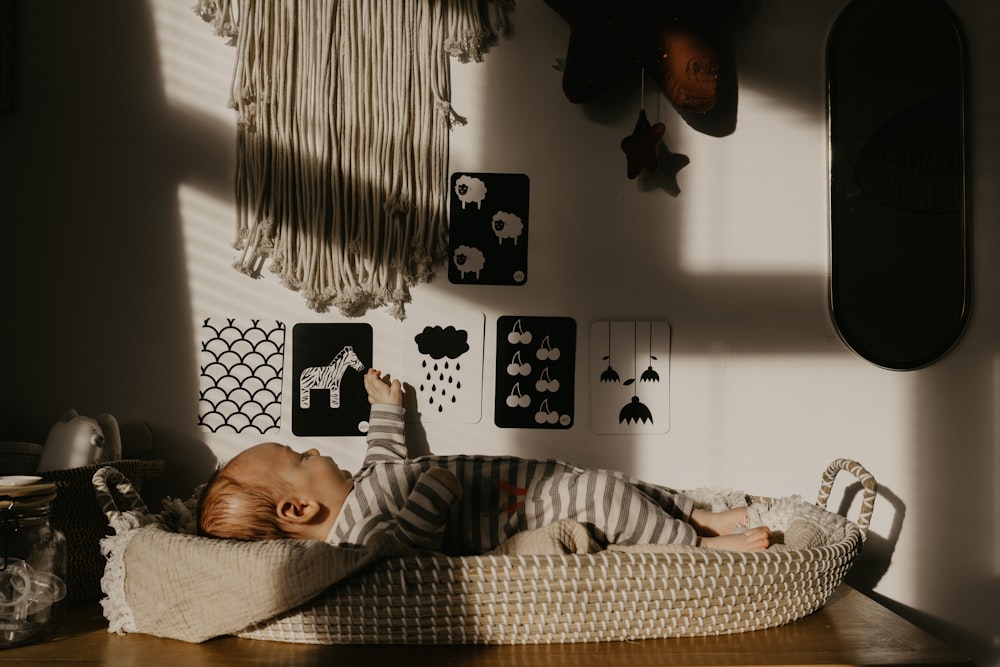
(620, 69, 666, 180)
(640, 321, 660, 382)
(618, 322, 653, 424)
(600, 320, 620, 383)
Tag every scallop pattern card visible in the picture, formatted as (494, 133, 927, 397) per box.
(198, 318, 285, 434)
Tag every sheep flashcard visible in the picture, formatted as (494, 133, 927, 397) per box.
(198, 318, 286, 434)
(590, 320, 671, 435)
(448, 172, 529, 286)
(495, 316, 576, 429)
(291, 323, 372, 437)
(398, 312, 485, 424)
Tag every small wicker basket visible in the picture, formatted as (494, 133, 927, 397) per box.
(41, 459, 165, 604)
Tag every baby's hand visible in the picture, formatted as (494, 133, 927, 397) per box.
(364, 368, 403, 406)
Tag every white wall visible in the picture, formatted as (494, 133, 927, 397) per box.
(1, 1, 996, 664)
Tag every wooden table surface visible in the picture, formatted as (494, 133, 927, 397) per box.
(0, 586, 972, 666)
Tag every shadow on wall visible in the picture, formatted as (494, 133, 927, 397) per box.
(1, 0, 483, 503)
(840, 482, 905, 591)
(0, 0, 231, 503)
(530, 2, 998, 664)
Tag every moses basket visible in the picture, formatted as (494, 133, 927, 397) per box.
(95, 458, 875, 645)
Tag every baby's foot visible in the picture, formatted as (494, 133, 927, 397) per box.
(698, 526, 771, 552)
(689, 507, 749, 537)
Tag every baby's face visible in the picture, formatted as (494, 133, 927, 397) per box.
(230, 443, 354, 511)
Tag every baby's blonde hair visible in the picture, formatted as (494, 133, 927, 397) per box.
(197, 467, 290, 541)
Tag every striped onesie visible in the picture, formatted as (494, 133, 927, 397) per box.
(327, 404, 697, 554)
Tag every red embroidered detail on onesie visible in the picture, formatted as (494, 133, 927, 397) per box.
(498, 479, 528, 514)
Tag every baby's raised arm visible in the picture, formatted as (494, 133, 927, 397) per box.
(363, 368, 408, 464)
(364, 368, 402, 406)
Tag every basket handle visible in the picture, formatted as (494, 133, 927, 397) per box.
(92, 465, 153, 527)
(816, 458, 877, 540)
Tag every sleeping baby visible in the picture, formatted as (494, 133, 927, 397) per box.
(198, 368, 770, 554)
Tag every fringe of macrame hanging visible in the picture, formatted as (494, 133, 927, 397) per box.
(193, 0, 238, 45)
(196, 0, 513, 320)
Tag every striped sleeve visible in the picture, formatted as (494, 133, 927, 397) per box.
(395, 468, 462, 550)
(364, 403, 407, 464)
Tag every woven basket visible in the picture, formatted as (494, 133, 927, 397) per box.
(238, 458, 876, 644)
(41, 459, 165, 604)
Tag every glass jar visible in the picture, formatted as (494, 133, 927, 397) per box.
(0, 482, 67, 649)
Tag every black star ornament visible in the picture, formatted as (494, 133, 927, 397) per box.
(620, 109, 665, 179)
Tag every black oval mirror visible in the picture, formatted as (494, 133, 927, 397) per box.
(827, 0, 969, 370)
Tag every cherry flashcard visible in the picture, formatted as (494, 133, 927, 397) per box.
(494, 315, 575, 429)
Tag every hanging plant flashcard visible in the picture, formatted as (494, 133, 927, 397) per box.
(448, 172, 530, 286)
(198, 318, 286, 434)
(292, 323, 372, 437)
(590, 320, 671, 435)
(400, 312, 485, 424)
(495, 316, 576, 429)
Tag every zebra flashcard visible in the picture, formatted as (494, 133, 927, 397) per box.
(292, 323, 372, 436)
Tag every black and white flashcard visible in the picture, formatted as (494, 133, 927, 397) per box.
(495, 316, 575, 429)
(198, 318, 286, 434)
(399, 312, 485, 424)
(590, 320, 671, 435)
(448, 172, 530, 286)
(292, 323, 372, 437)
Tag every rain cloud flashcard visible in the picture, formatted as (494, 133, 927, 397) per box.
(448, 172, 530, 286)
(495, 316, 575, 429)
(292, 323, 372, 437)
(590, 320, 671, 434)
(400, 312, 485, 424)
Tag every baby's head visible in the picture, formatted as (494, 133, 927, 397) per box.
(197, 443, 354, 541)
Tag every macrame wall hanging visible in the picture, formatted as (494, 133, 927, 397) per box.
(196, 1, 512, 319)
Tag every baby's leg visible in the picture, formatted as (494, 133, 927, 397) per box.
(689, 507, 749, 537)
(698, 527, 771, 552)
(690, 508, 770, 552)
